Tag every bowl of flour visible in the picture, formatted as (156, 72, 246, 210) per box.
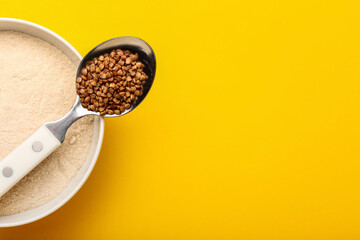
(0, 18, 104, 227)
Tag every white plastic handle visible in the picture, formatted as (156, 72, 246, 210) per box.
(0, 125, 61, 198)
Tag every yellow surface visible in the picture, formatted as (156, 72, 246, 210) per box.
(1, 0, 360, 239)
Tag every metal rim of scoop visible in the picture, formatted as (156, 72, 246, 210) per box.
(75, 36, 157, 118)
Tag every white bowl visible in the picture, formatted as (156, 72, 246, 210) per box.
(0, 18, 104, 227)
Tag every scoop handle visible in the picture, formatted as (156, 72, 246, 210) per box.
(0, 125, 61, 198)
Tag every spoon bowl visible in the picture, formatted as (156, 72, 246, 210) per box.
(76, 37, 156, 117)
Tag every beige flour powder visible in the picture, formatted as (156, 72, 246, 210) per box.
(0, 31, 94, 216)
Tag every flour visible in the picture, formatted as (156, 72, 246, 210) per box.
(0, 31, 94, 216)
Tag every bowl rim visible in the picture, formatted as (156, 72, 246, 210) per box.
(0, 17, 104, 227)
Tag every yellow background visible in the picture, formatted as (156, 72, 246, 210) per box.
(1, 0, 360, 239)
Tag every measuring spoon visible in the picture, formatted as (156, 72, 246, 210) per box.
(0, 37, 156, 198)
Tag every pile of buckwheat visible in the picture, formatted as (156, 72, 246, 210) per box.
(76, 49, 148, 116)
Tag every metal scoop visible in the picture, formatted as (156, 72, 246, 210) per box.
(0, 37, 156, 198)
